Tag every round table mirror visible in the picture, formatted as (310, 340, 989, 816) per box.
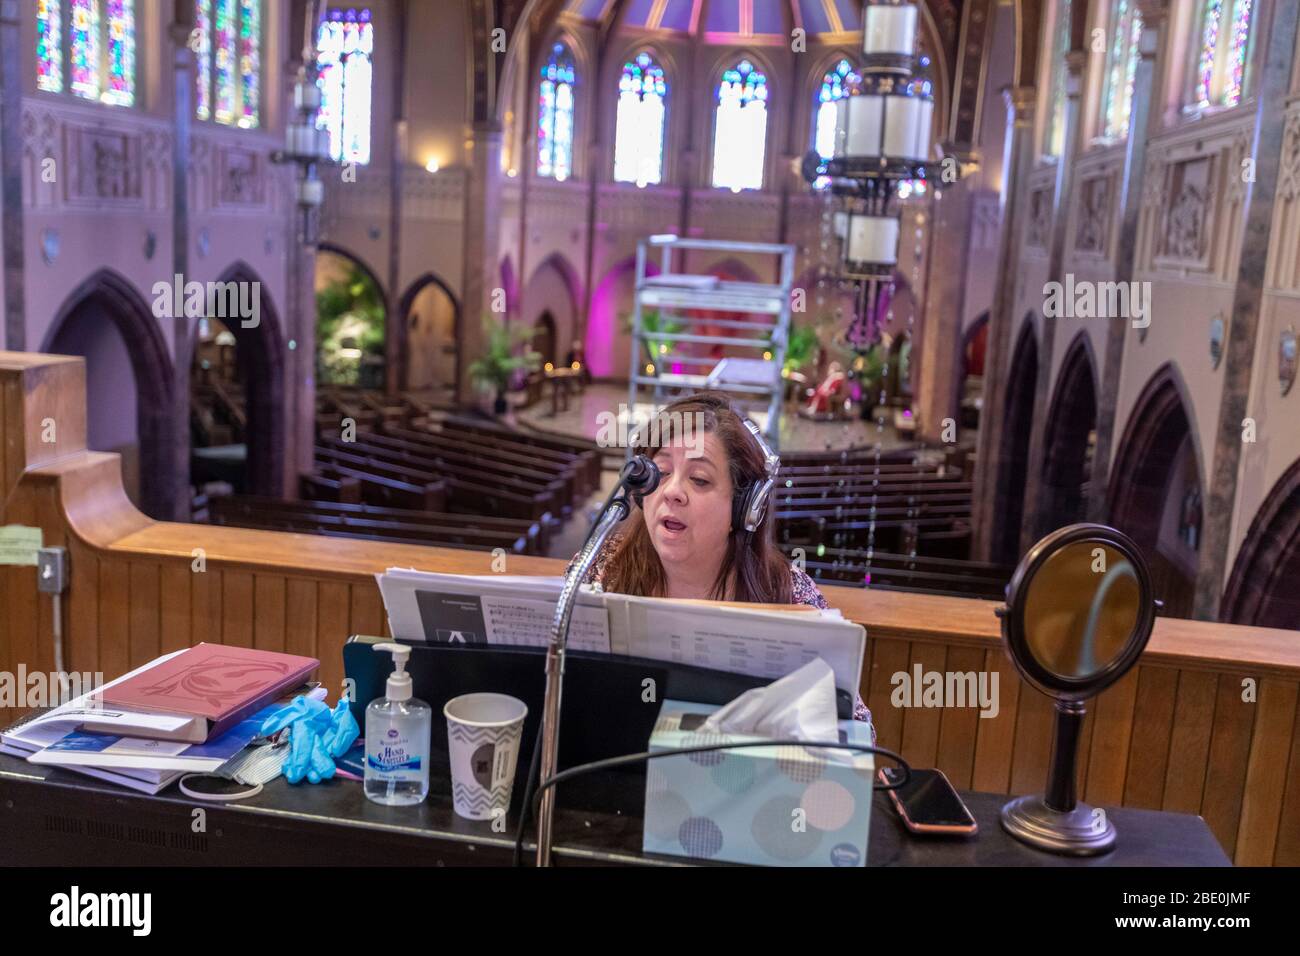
(998, 524, 1158, 855)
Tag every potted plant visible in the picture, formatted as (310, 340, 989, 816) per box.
(468, 320, 541, 416)
(783, 325, 819, 376)
(623, 308, 684, 369)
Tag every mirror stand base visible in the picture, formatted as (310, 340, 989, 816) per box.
(1000, 794, 1116, 856)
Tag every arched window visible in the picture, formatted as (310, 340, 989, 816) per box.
(1191, 0, 1256, 109)
(36, 0, 136, 107)
(537, 41, 577, 181)
(712, 59, 768, 191)
(1046, 0, 1071, 157)
(1101, 1, 1142, 139)
(814, 58, 858, 161)
(316, 8, 374, 165)
(613, 51, 667, 186)
(194, 0, 262, 128)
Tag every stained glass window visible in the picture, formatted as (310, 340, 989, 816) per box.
(1101, 1, 1142, 139)
(613, 52, 667, 185)
(815, 58, 857, 161)
(195, 0, 261, 128)
(36, 0, 135, 106)
(239, 0, 260, 127)
(1047, 0, 1071, 157)
(195, 0, 212, 119)
(711, 59, 768, 191)
(812, 58, 858, 190)
(538, 42, 576, 181)
(1223, 0, 1254, 106)
(37, 0, 63, 93)
(214, 0, 236, 123)
(1191, 0, 1255, 108)
(70, 0, 100, 100)
(102, 0, 136, 107)
(316, 8, 374, 165)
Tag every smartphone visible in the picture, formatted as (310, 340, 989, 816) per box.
(878, 767, 978, 836)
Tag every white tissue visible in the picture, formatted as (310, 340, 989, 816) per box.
(701, 658, 840, 744)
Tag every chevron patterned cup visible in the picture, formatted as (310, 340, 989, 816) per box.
(443, 693, 529, 821)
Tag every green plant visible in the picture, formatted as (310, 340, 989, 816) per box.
(467, 319, 542, 400)
(855, 344, 887, 397)
(316, 265, 386, 386)
(783, 325, 820, 375)
(624, 308, 684, 365)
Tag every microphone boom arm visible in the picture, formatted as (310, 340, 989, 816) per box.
(534, 458, 657, 866)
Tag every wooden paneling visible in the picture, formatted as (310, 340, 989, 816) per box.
(254, 575, 287, 654)
(1201, 673, 1259, 858)
(969, 649, 1021, 794)
(1235, 679, 1299, 865)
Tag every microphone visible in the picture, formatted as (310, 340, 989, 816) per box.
(621, 454, 661, 497)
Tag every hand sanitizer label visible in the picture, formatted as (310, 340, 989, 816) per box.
(367, 726, 422, 780)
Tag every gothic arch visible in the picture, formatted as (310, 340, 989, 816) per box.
(992, 316, 1039, 564)
(42, 269, 174, 519)
(1035, 329, 1098, 539)
(1107, 363, 1204, 617)
(1222, 457, 1300, 627)
(212, 262, 287, 497)
(398, 272, 461, 392)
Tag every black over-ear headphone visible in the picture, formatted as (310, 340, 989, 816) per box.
(734, 418, 780, 533)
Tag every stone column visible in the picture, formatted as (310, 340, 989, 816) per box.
(1193, 0, 1300, 619)
(458, 121, 504, 404)
(0, 0, 27, 351)
(384, 0, 409, 397)
(166, 15, 195, 518)
(1020, 48, 1087, 553)
(1088, 1, 1169, 521)
(915, 172, 974, 444)
(970, 86, 1036, 561)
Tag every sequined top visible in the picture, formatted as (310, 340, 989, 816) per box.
(570, 535, 875, 740)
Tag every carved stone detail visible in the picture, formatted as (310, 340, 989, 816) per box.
(1074, 174, 1112, 255)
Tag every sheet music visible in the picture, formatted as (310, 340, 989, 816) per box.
(616, 596, 864, 694)
(377, 569, 611, 654)
(377, 569, 865, 695)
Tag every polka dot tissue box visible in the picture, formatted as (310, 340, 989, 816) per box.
(642, 699, 873, 866)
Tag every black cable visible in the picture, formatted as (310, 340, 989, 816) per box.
(513, 738, 908, 865)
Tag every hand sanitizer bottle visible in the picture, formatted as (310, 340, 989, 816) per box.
(365, 643, 431, 806)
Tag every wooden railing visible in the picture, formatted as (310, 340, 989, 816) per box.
(2, 352, 1298, 865)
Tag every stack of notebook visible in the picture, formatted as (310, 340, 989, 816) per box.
(0, 644, 320, 794)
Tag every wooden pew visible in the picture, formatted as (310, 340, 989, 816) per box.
(311, 452, 447, 511)
(206, 495, 541, 555)
(318, 435, 568, 520)
(437, 415, 602, 493)
(790, 547, 1011, 600)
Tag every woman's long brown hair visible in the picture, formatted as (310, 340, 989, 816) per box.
(601, 393, 793, 603)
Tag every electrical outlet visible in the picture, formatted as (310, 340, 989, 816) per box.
(37, 546, 68, 594)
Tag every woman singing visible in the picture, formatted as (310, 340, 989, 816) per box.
(573, 392, 873, 734)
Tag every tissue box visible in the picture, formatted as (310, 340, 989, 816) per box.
(643, 699, 874, 867)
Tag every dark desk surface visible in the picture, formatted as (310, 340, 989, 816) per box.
(0, 752, 1230, 866)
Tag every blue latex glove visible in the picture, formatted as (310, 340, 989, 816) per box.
(258, 696, 358, 784)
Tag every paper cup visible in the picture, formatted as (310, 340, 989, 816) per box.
(444, 693, 528, 821)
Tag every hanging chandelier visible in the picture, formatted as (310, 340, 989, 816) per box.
(803, 0, 933, 352)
